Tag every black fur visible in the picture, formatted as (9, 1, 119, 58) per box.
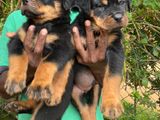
(8, 35, 24, 55)
(106, 32, 124, 75)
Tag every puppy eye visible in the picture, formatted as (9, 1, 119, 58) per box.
(95, 3, 106, 8)
(119, 0, 125, 5)
(96, 4, 102, 7)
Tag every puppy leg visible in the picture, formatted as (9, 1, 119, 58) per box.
(101, 42, 124, 119)
(89, 84, 100, 120)
(102, 72, 123, 119)
(27, 61, 57, 101)
(72, 86, 91, 120)
(4, 100, 36, 113)
(5, 36, 28, 95)
(72, 66, 99, 120)
(45, 60, 74, 106)
(27, 38, 74, 101)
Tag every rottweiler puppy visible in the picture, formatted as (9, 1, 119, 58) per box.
(90, 0, 130, 119)
(5, 0, 75, 107)
(63, 0, 131, 119)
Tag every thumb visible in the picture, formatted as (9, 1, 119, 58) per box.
(6, 32, 16, 38)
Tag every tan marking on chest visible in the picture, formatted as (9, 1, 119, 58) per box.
(18, 28, 26, 42)
(46, 34, 59, 44)
(18, 28, 59, 44)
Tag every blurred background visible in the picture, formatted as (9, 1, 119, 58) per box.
(0, 0, 160, 120)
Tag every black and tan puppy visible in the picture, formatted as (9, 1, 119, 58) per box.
(64, 0, 131, 119)
(91, 0, 130, 119)
(5, 0, 75, 106)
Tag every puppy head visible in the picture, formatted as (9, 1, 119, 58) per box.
(21, 0, 62, 24)
(91, 0, 131, 30)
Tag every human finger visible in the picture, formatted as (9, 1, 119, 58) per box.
(96, 32, 108, 61)
(24, 25, 35, 53)
(34, 28, 48, 54)
(72, 26, 87, 59)
(85, 20, 95, 56)
(6, 32, 16, 38)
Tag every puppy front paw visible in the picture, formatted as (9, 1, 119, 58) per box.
(45, 93, 62, 106)
(101, 98, 124, 119)
(4, 101, 26, 113)
(27, 80, 52, 101)
(45, 87, 63, 106)
(5, 75, 26, 95)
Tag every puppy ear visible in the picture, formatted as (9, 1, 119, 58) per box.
(62, 0, 74, 10)
(127, 0, 131, 12)
(91, 0, 101, 9)
(80, 0, 91, 14)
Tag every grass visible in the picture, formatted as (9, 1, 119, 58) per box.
(0, 98, 16, 120)
(119, 102, 160, 120)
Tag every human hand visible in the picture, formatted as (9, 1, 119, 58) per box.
(72, 20, 107, 64)
(7, 25, 48, 67)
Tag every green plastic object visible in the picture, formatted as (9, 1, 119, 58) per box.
(69, 9, 80, 24)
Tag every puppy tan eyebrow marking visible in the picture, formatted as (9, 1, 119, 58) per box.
(101, 0, 108, 5)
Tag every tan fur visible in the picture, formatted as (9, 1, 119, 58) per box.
(18, 28, 59, 44)
(46, 34, 59, 44)
(18, 28, 26, 42)
(102, 72, 121, 99)
(93, 14, 128, 30)
(30, 62, 58, 88)
(101, 66, 123, 118)
(14, 100, 37, 110)
(34, 1, 62, 24)
(89, 84, 100, 120)
(72, 84, 100, 120)
(72, 87, 91, 120)
(101, 0, 108, 5)
(47, 60, 74, 106)
(7, 53, 28, 83)
(108, 34, 118, 45)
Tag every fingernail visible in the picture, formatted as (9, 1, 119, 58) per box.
(28, 25, 35, 31)
(40, 29, 48, 35)
(72, 27, 78, 33)
(85, 20, 91, 26)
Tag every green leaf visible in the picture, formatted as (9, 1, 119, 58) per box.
(131, 91, 141, 99)
(140, 38, 148, 44)
(142, 78, 148, 87)
(153, 49, 159, 57)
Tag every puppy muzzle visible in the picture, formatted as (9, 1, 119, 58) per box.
(21, 0, 42, 17)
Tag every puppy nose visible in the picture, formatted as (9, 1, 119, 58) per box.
(24, 0, 29, 5)
(113, 13, 123, 22)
